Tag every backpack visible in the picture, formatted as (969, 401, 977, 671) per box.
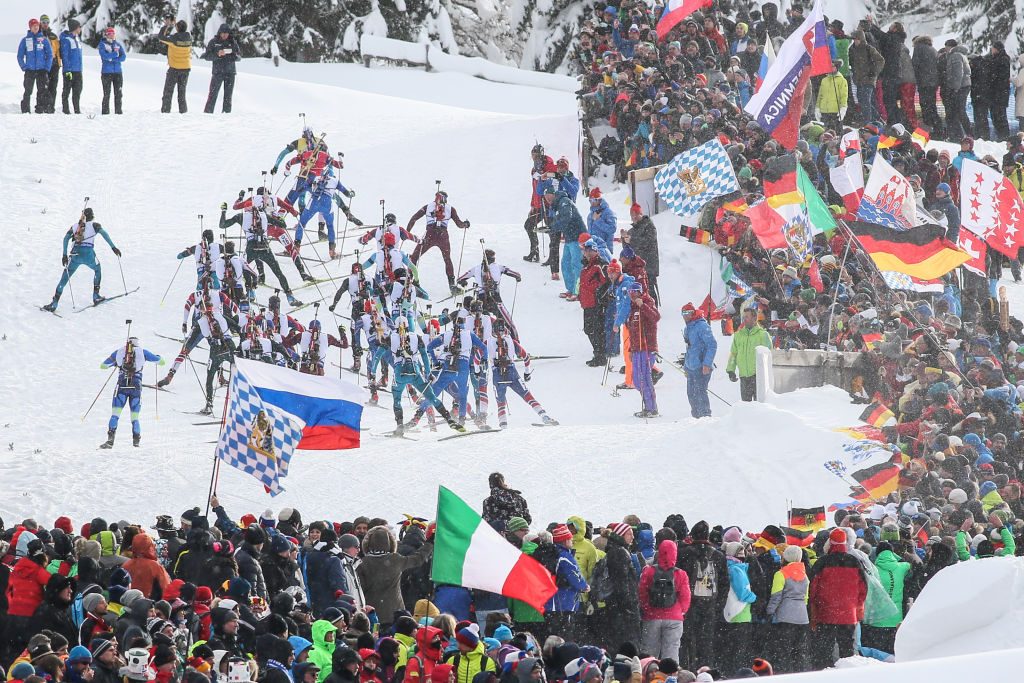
(692, 557, 717, 598)
(69, 592, 86, 629)
(589, 556, 613, 602)
(647, 567, 678, 608)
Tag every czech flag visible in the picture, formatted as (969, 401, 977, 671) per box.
(656, 0, 713, 40)
(743, 0, 832, 149)
(235, 357, 364, 450)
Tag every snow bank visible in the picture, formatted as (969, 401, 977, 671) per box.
(770, 647, 1024, 681)
(360, 34, 579, 92)
(895, 556, 1024, 661)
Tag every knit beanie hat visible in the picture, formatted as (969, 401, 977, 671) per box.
(551, 524, 573, 544)
(506, 517, 529, 534)
(783, 545, 803, 563)
(828, 528, 848, 551)
(456, 624, 480, 649)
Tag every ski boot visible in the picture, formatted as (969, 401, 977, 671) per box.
(447, 417, 466, 432)
(92, 285, 105, 305)
(542, 415, 559, 426)
(351, 357, 362, 373)
(257, 272, 266, 286)
(297, 262, 315, 283)
(523, 251, 539, 263)
(651, 368, 664, 385)
(634, 409, 659, 418)
(132, 433, 141, 447)
(474, 412, 489, 429)
(99, 429, 115, 449)
(41, 298, 59, 312)
(199, 401, 214, 416)
(586, 356, 606, 367)
(615, 382, 634, 391)
(157, 369, 175, 388)
(499, 421, 508, 430)
(285, 292, 303, 307)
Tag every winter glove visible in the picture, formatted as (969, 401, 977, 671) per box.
(237, 189, 245, 200)
(112, 247, 122, 257)
(728, 370, 737, 382)
(463, 220, 471, 229)
(182, 323, 188, 334)
(270, 165, 278, 175)
(344, 189, 355, 198)
(328, 303, 336, 312)
(524, 371, 532, 382)
(62, 255, 69, 267)
(512, 273, 522, 282)
(220, 202, 228, 211)
(157, 357, 167, 366)
(64, 71, 72, 81)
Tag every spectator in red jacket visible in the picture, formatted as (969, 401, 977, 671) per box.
(578, 240, 609, 366)
(638, 539, 691, 658)
(807, 528, 867, 669)
(625, 283, 661, 418)
(123, 533, 171, 599)
(4, 535, 54, 657)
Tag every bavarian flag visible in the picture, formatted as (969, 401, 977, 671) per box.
(788, 506, 826, 531)
(848, 221, 970, 280)
(859, 400, 896, 428)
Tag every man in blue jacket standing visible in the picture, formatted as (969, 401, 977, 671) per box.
(203, 24, 241, 113)
(98, 27, 126, 114)
(544, 188, 586, 298)
(59, 19, 83, 114)
(682, 303, 717, 418)
(17, 18, 53, 114)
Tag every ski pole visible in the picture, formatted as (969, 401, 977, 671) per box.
(160, 258, 185, 307)
(154, 364, 159, 421)
(337, 191, 353, 259)
(654, 352, 733, 407)
(115, 251, 129, 296)
(510, 279, 520, 318)
(455, 215, 470, 281)
(82, 367, 116, 421)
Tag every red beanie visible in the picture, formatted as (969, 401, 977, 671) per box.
(81, 523, 92, 538)
(577, 232, 591, 245)
(194, 586, 213, 604)
(829, 527, 848, 551)
(751, 659, 773, 675)
(607, 259, 622, 274)
(551, 524, 573, 544)
(240, 513, 258, 529)
(54, 516, 73, 535)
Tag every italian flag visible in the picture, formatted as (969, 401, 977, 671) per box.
(432, 487, 557, 612)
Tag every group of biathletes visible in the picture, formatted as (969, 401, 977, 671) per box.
(39, 127, 559, 448)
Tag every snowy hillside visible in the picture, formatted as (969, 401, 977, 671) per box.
(0, 49, 888, 533)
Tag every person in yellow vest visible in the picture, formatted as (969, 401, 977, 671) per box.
(159, 20, 192, 113)
(38, 15, 61, 113)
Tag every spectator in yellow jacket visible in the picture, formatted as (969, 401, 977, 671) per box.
(817, 61, 849, 134)
(159, 20, 192, 114)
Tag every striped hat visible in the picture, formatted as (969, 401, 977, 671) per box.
(551, 524, 573, 544)
(607, 522, 632, 538)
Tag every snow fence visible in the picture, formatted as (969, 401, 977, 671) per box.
(359, 35, 578, 93)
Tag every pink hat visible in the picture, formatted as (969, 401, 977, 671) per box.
(28, 18, 40, 27)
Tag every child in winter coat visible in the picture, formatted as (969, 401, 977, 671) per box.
(765, 545, 809, 673)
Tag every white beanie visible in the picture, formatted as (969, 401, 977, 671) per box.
(949, 488, 969, 505)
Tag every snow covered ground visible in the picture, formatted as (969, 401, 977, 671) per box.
(0, 46, 873, 532)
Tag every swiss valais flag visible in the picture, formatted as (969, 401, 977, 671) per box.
(960, 158, 1024, 257)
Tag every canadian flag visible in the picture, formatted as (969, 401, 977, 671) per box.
(958, 229, 987, 277)
(960, 158, 1024, 258)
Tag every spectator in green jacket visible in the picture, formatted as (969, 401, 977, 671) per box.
(726, 307, 773, 402)
(862, 542, 911, 655)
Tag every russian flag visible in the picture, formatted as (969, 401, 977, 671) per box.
(234, 357, 364, 450)
(655, 0, 712, 40)
(755, 35, 776, 92)
(742, 0, 832, 149)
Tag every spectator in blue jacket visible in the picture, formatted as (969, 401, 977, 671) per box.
(587, 188, 617, 247)
(682, 303, 718, 418)
(97, 27, 126, 115)
(17, 18, 53, 114)
(555, 157, 580, 201)
(544, 188, 585, 287)
(59, 19, 83, 114)
(304, 527, 349, 616)
(545, 524, 589, 639)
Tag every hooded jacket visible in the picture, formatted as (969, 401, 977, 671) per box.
(587, 198, 617, 245)
(308, 620, 338, 683)
(639, 540, 691, 621)
(765, 560, 808, 625)
(726, 322, 772, 378)
(627, 215, 660, 276)
(202, 27, 241, 75)
(548, 191, 586, 241)
(683, 316, 717, 373)
(123, 534, 171, 599)
(868, 550, 911, 628)
(567, 515, 599, 584)
(30, 574, 77, 644)
(356, 526, 433, 619)
(482, 485, 532, 527)
(451, 641, 496, 683)
(403, 626, 444, 683)
(6, 555, 53, 617)
(173, 529, 214, 584)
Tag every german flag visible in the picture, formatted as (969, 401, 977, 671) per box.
(850, 462, 901, 500)
(681, 226, 712, 246)
(764, 156, 803, 208)
(861, 332, 883, 350)
(722, 196, 750, 214)
(859, 400, 895, 427)
(788, 506, 826, 531)
(911, 127, 930, 149)
(848, 222, 970, 280)
(876, 134, 900, 150)
(782, 527, 815, 547)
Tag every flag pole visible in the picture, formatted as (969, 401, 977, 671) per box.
(205, 365, 234, 516)
(825, 231, 853, 348)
